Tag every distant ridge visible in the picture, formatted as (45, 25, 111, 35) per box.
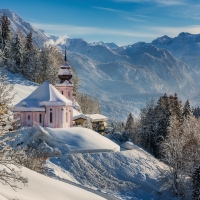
(2, 9, 200, 119)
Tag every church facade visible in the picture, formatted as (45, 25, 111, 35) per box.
(13, 51, 74, 128)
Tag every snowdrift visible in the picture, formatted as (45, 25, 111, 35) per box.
(48, 146, 169, 199)
(15, 126, 120, 155)
(0, 167, 105, 200)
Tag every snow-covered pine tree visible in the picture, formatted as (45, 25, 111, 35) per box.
(28, 49, 42, 82)
(162, 115, 188, 198)
(0, 14, 13, 68)
(139, 99, 158, 155)
(183, 99, 192, 118)
(10, 34, 24, 73)
(0, 70, 28, 190)
(39, 44, 62, 85)
(22, 31, 38, 80)
(181, 116, 200, 175)
(0, 20, 3, 50)
(0, 14, 12, 50)
(123, 113, 134, 140)
(193, 107, 200, 118)
(192, 166, 200, 200)
(71, 67, 80, 98)
(82, 117, 93, 129)
(25, 32, 34, 51)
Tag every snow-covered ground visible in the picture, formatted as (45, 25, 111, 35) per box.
(3, 69, 38, 105)
(0, 167, 106, 200)
(46, 147, 171, 200)
(14, 126, 120, 155)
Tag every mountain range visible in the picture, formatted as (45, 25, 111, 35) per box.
(1, 9, 200, 120)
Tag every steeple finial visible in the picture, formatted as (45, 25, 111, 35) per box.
(65, 47, 67, 61)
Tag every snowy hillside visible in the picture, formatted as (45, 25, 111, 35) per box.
(3, 69, 38, 105)
(46, 145, 171, 200)
(0, 167, 105, 200)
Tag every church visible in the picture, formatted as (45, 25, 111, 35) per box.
(13, 50, 74, 128)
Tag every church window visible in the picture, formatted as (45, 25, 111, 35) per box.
(39, 114, 42, 123)
(50, 109, 53, 123)
(28, 115, 30, 120)
(68, 91, 70, 97)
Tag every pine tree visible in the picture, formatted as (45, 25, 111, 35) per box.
(193, 107, 200, 118)
(22, 32, 36, 78)
(11, 34, 24, 73)
(0, 70, 28, 190)
(25, 32, 34, 51)
(39, 45, 62, 84)
(0, 14, 13, 67)
(192, 166, 200, 200)
(183, 99, 192, 119)
(71, 67, 80, 97)
(0, 14, 11, 50)
(140, 100, 158, 155)
(123, 113, 134, 140)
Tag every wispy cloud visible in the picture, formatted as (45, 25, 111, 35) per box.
(34, 22, 200, 39)
(169, 4, 200, 20)
(125, 17, 146, 22)
(32, 22, 200, 45)
(92, 6, 148, 23)
(149, 25, 200, 36)
(114, 0, 186, 6)
(32, 22, 157, 38)
(92, 6, 121, 13)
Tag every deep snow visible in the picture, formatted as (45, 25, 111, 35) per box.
(0, 167, 106, 200)
(14, 126, 120, 156)
(46, 145, 170, 200)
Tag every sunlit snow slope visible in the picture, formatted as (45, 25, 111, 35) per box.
(0, 167, 105, 200)
(47, 145, 170, 200)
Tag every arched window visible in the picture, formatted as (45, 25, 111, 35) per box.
(28, 115, 30, 120)
(68, 91, 70, 98)
(50, 109, 53, 123)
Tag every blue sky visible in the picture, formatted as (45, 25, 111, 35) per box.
(2, 0, 200, 45)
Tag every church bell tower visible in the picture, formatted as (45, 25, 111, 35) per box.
(56, 48, 73, 101)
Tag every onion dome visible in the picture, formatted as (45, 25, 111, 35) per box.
(58, 48, 72, 83)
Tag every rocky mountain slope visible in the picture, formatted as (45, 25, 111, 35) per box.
(0, 9, 53, 46)
(2, 9, 200, 120)
(152, 32, 200, 73)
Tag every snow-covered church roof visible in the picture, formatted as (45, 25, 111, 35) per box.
(13, 81, 72, 112)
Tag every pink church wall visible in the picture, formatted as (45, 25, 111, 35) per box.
(14, 105, 72, 128)
(56, 85, 73, 101)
